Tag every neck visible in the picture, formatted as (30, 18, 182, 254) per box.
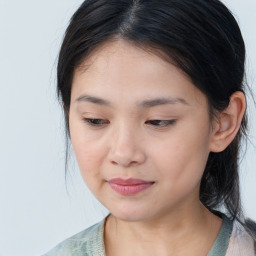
(104, 200, 222, 256)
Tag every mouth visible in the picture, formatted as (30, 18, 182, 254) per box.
(108, 178, 155, 195)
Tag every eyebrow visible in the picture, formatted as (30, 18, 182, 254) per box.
(75, 94, 190, 107)
(139, 97, 189, 107)
(76, 95, 111, 106)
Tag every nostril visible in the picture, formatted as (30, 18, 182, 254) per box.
(111, 161, 118, 165)
(110, 159, 139, 167)
(130, 161, 138, 166)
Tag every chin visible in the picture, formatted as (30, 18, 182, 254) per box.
(108, 203, 156, 223)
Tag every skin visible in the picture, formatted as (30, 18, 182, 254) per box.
(69, 39, 246, 256)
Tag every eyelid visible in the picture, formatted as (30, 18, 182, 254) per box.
(83, 118, 109, 126)
(82, 117, 177, 128)
(145, 119, 177, 127)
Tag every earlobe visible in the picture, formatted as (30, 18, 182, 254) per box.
(209, 91, 246, 153)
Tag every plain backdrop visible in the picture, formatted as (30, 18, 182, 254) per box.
(0, 0, 255, 255)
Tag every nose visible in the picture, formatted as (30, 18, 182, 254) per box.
(108, 123, 146, 167)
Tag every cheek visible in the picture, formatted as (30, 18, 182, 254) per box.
(69, 119, 106, 186)
(153, 125, 210, 191)
(73, 140, 102, 173)
(72, 138, 106, 195)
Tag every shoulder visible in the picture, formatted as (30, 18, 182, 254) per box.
(42, 219, 105, 256)
(246, 218, 256, 239)
(226, 218, 256, 256)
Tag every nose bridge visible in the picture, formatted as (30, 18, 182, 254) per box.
(109, 119, 145, 167)
(113, 120, 137, 153)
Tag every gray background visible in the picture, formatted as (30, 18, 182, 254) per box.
(0, 0, 255, 255)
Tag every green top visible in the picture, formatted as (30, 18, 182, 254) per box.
(43, 215, 255, 256)
(207, 215, 233, 256)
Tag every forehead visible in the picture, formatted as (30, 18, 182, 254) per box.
(75, 39, 175, 77)
(72, 39, 207, 108)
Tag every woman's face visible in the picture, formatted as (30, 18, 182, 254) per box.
(69, 39, 216, 222)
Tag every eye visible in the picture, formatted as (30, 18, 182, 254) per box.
(145, 120, 176, 127)
(83, 118, 109, 126)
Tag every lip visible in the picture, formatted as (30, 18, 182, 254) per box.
(109, 178, 153, 185)
(108, 178, 155, 195)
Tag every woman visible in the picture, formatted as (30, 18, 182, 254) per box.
(44, 0, 256, 255)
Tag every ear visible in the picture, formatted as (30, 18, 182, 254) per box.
(209, 91, 246, 153)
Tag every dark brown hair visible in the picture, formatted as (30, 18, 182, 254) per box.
(57, 0, 255, 238)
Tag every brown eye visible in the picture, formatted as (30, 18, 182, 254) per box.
(83, 118, 109, 126)
(145, 120, 176, 127)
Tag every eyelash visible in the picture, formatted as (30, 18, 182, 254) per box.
(83, 118, 110, 126)
(145, 120, 176, 127)
(82, 118, 176, 127)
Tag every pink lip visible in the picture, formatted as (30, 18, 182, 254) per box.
(108, 178, 155, 195)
